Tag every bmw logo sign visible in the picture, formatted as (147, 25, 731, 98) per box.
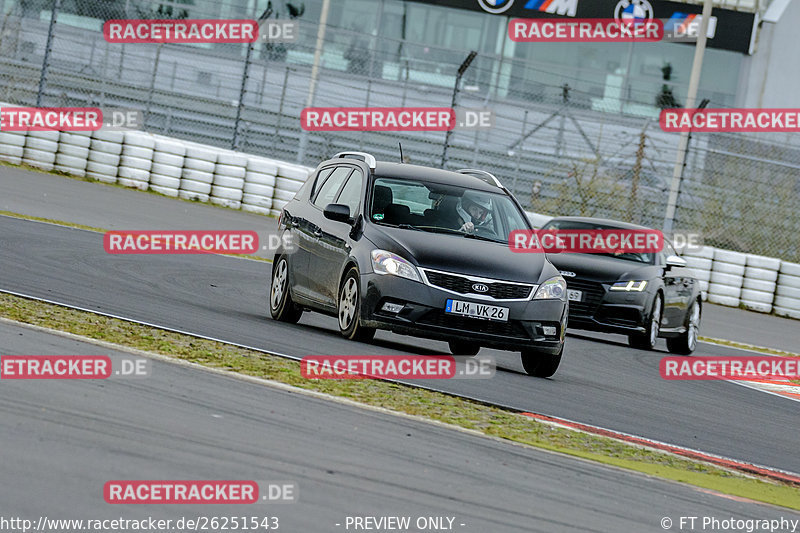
(472, 283, 490, 293)
(477, 0, 515, 14)
(614, 0, 654, 22)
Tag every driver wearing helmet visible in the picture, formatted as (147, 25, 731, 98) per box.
(457, 191, 493, 234)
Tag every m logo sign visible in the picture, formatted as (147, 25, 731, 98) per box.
(525, 0, 578, 17)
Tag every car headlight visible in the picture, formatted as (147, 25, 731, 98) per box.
(370, 250, 422, 283)
(609, 280, 648, 292)
(533, 276, 567, 300)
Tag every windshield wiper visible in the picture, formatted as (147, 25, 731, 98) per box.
(463, 233, 506, 244)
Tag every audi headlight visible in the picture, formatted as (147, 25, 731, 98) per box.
(609, 280, 648, 292)
(533, 276, 567, 300)
(370, 250, 422, 283)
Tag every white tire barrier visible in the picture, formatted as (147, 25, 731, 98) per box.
(179, 191, 210, 202)
(740, 288, 773, 304)
(707, 283, 740, 298)
(124, 131, 155, 149)
(276, 176, 304, 193)
(247, 157, 278, 176)
(0, 131, 26, 164)
(184, 143, 218, 162)
(151, 163, 183, 179)
(217, 150, 249, 167)
(213, 175, 245, 189)
(242, 204, 271, 216)
(119, 155, 152, 171)
(179, 179, 212, 195)
(746, 254, 781, 271)
(149, 174, 181, 189)
(683, 246, 715, 260)
(150, 185, 180, 197)
(684, 257, 712, 271)
(712, 261, 746, 276)
(210, 185, 243, 202)
(24, 137, 58, 153)
(776, 285, 800, 299)
(92, 129, 125, 143)
(697, 280, 709, 300)
(243, 183, 274, 197)
(26, 130, 60, 142)
(86, 161, 119, 183)
(181, 169, 214, 184)
(210, 198, 242, 209)
(242, 193, 273, 209)
(215, 164, 246, 180)
(244, 171, 277, 187)
(707, 294, 740, 307)
(777, 273, 800, 290)
(54, 153, 88, 176)
(709, 272, 742, 287)
(269, 208, 283, 217)
(773, 295, 800, 312)
(121, 145, 153, 160)
(773, 306, 800, 320)
(780, 261, 800, 277)
(744, 267, 778, 283)
(742, 278, 776, 292)
(278, 163, 311, 181)
(152, 152, 184, 167)
(273, 188, 297, 202)
(88, 151, 121, 168)
(22, 148, 56, 171)
(714, 249, 746, 265)
(90, 139, 123, 155)
(152, 136, 186, 156)
(184, 157, 216, 173)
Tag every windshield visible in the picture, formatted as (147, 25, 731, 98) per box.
(369, 177, 530, 244)
(541, 220, 655, 264)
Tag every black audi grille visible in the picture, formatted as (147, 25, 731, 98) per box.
(418, 311, 529, 340)
(565, 278, 606, 317)
(424, 271, 532, 300)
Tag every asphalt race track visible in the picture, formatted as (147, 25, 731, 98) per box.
(1, 209, 799, 475)
(4, 322, 797, 531)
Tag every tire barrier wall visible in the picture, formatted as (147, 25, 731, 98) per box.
(0, 116, 796, 319)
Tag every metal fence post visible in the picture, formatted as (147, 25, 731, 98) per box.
(36, 0, 61, 107)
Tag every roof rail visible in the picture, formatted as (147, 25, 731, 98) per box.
(334, 151, 377, 169)
(456, 169, 503, 188)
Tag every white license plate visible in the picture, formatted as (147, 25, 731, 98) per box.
(567, 290, 583, 302)
(445, 299, 509, 322)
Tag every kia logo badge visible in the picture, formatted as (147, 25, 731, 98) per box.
(560, 271, 577, 278)
(472, 283, 489, 293)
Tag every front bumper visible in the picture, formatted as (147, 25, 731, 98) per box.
(360, 272, 567, 354)
(566, 280, 653, 334)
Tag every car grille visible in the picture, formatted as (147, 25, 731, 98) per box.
(418, 311, 529, 340)
(565, 279, 606, 317)
(423, 270, 533, 300)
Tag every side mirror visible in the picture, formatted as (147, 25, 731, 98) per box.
(665, 255, 687, 270)
(323, 203, 353, 224)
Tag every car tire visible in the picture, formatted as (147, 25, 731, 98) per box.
(269, 256, 303, 323)
(449, 340, 480, 356)
(666, 298, 701, 355)
(629, 294, 662, 350)
(520, 344, 563, 378)
(338, 267, 375, 342)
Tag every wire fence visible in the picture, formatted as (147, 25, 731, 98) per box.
(1, 1, 798, 261)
